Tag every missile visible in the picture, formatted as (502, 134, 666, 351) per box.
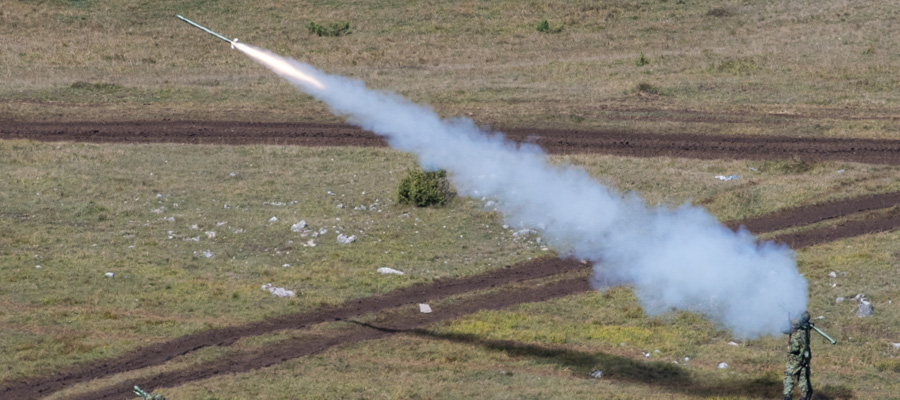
(176, 14, 238, 48)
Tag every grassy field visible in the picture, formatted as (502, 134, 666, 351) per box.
(3, 0, 900, 138)
(3, 141, 900, 398)
(4, 0, 900, 399)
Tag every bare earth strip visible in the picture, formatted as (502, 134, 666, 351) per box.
(4, 193, 900, 399)
(3, 120, 900, 164)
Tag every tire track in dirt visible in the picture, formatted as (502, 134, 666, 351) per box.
(6, 189, 900, 399)
(63, 201, 900, 400)
(3, 120, 900, 165)
(0, 258, 585, 400)
(68, 276, 591, 400)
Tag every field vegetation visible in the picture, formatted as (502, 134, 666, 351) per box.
(3, 0, 900, 399)
(2, 141, 900, 398)
(2, 0, 900, 138)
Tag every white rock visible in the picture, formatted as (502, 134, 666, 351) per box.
(201, 250, 214, 258)
(216, 221, 227, 226)
(816, 316, 825, 320)
(419, 304, 432, 313)
(836, 297, 845, 303)
(717, 362, 728, 369)
(303, 239, 316, 247)
(35, 265, 42, 269)
(282, 264, 290, 268)
(590, 370, 603, 379)
(715, 174, 739, 181)
(327, 191, 336, 196)
(105, 272, 114, 278)
(229, 172, 237, 177)
(828, 271, 837, 278)
(727, 341, 739, 346)
(643, 352, 650, 358)
(857, 299, 874, 318)
(684, 357, 690, 362)
(205, 231, 216, 239)
(268, 216, 278, 223)
(191, 224, 199, 230)
(892, 343, 900, 350)
(337, 234, 357, 244)
(291, 220, 307, 232)
(261, 283, 296, 298)
(156, 193, 163, 199)
(377, 267, 404, 275)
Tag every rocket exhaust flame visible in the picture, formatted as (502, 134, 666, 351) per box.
(232, 43, 325, 90)
(177, 17, 808, 338)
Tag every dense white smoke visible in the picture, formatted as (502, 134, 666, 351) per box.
(236, 44, 807, 338)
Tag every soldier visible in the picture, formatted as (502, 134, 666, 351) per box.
(783, 311, 812, 400)
(133, 385, 166, 400)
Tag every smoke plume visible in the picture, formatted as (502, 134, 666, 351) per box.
(235, 44, 807, 338)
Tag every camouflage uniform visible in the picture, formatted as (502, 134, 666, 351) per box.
(133, 386, 166, 400)
(783, 313, 812, 400)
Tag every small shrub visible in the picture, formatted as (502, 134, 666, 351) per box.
(635, 52, 649, 67)
(536, 19, 563, 34)
(706, 7, 732, 17)
(307, 21, 351, 37)
(398, 169, 452, 207)
(636, 82, 662, 95)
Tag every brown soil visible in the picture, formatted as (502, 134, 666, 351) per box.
(3, 120, 900, 164)
(3, 120, 900, 398)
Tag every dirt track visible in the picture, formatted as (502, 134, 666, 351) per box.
(4, 121, 900, 399)
(4, 120, 900, 164)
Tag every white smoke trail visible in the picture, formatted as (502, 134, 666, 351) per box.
(235, 43, 807, 338)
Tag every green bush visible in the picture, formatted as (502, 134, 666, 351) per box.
(536, 19, 563, 34)
(397, 169, 452, 207)
(307, 21, 352, 37)
(635, 52, 649, 67)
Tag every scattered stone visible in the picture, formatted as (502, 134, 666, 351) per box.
(816, 316, 825, 320)
(291, 220, 307, 232)
(303, 239, 316, 247)
(857, 298, 874, 318)
(727, 341, 739, 346)
(261, 283, 296, 298)
(590, 370, 603, 379)
(229, 172, 237, 177)
(715, 174, 739, 181)
(892, 343, 900, 350)
(718, 362, 728, 369)
(105, 272, 114, 278)
(205, 231, 216, 239)
(643, 352, 651, 358)
(268, 216, 278, 223)
(191, 224, 199, 230)
(419, 304, 432, 313)
(327, 191, 336, 196)
(282, 264, 290, 268)
(377, 267, 404, 275)
(337, 203, 344, 209)
(684, 357, 690, 362)
(337, 234, 356, 244)
(216, 222, 227, 226)
(836, 297, 845, 303)
(828, 271, 837, 278)
(201, 250, 214, 258)
(156, 193, 163, 199)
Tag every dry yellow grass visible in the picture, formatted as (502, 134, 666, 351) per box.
(2, 0, 899, 139)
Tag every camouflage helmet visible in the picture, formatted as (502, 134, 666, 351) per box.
(799, 310, 811, 323)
